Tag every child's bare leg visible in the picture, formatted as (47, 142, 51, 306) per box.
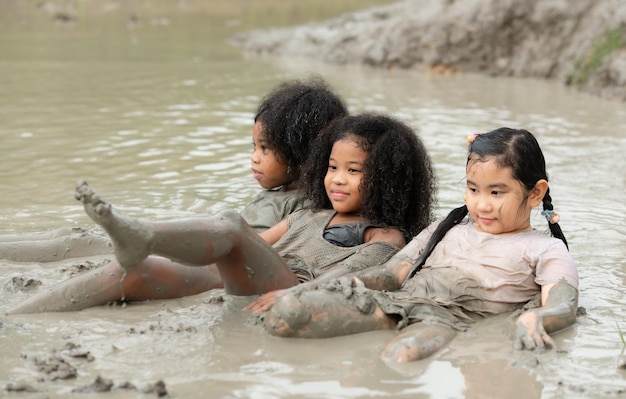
(380, 323, 456, 363)
(0, 226, 77, 242)
(75, 181, 298, 296)
(0, 227, 112, 262)
(263, 277, 396, 338)
(7, 257, 223, 314)
(8, 259, 127, 314)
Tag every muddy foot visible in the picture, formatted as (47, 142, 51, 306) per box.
(75, 180, 154, 269)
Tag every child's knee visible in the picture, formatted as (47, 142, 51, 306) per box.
(214, 209, 248, 232)
(263, 293, 311, 337)
(381, 324, 457, 363)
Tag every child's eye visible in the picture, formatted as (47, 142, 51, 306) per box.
(468, 187, 477, 193)
(491, 190, 502, 196)
(328, 164, 337, 171)
(348, 168, 361, 173)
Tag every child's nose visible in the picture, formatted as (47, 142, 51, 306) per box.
(250, 149, 260, 163)
(332, 171, 347, 184)
(476, 196, 492, 212)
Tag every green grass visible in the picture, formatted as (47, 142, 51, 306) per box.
(618, 322, 626, 347)
(568, 27, 626, 87)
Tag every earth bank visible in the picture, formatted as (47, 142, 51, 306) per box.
(231, 0, 626, 101)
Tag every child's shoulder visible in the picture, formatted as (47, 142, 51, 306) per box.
(240, 187, 308, 232)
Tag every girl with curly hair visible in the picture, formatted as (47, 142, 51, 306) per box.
(8, 114, 435, 314)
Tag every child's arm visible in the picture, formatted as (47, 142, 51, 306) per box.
(317, 237, 421, 291)
(355, 236, 424, 290)
(354, 254, 413, 291)
(322, 223, 431, 290)
(259, 220, 289, 245)
(513, 280, 578, 351)
(245, 242, 400, 314)
(364, 227, 406, 249)
(247, 231, 425, 313)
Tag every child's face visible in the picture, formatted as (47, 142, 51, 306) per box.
(465, 157, 533, 235)
(251, 121, 291, 189)
(324, 136, 366, 215)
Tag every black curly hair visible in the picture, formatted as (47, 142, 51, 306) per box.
(301, 114, 436, 242)
(254, 77, 348, 182)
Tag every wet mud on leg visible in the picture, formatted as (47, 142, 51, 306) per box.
(0, 227, 112, 263)
(381, 323, 457, 363)
(6, 257, 224, 314)
(264, 277, 396, 338)
(6, 261, 127, 314)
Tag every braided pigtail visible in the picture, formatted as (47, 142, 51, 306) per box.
(403, 205, 469, 285)
(541, 189, 569, 250)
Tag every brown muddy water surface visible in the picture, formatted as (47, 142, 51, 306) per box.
(0, 1, 625, 398)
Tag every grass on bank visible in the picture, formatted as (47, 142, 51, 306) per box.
(568, 27, 626, 87)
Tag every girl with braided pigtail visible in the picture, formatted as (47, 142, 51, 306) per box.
(248, 127, 579, 363)
(541, 191, 568, 249)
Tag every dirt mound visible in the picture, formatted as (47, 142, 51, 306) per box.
(231, 0, 626, 101)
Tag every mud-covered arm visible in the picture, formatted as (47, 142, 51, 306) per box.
(313, 241, 400, 285)
(244, 242, 398, 313)
(353, 233, 425, 291)
(514, 280, 578, 351)
(353, 252, 414, 291)
(319, 222, 432, 286)
(246, 243, 400, 313)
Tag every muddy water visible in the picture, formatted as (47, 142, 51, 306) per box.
(1, 2, 625, 398)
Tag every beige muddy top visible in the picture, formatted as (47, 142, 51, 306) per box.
(388, 217, 578, 315)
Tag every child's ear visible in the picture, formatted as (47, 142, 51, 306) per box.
(529, 179, 549, 207)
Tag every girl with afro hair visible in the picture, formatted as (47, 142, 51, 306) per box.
(9, 113, 435, 314)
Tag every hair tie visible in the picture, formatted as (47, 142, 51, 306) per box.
(541, 210, 560, 224)
(467, 132, 482, 143)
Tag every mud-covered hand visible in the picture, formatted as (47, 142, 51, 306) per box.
(514, 310, 554, 351)
(244, 289, 288, 314)
(513, 281, 578, 351)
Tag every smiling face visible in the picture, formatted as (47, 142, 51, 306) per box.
(465, 156, 535, 235)
(250, 121, 293, 190)
(324, 135, 367, 215)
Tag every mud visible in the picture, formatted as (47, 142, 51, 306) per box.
(0, 227, 112, 263)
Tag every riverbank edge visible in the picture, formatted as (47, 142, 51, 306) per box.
(230, 0, 626, 102)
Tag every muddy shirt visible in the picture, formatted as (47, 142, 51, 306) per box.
(239, 186, 310, 233)
(272, 209, 399, 281)
(374, 217, 578, 330)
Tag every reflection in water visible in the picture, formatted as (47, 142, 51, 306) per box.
(1, 2, 625, 398)
(413, 361, 465, 398)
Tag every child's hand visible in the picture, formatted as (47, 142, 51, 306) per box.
(244, 289, 287, 314)
(514, 310, 555, 351)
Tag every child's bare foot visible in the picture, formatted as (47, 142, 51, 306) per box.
(75, 180, 153, 269)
